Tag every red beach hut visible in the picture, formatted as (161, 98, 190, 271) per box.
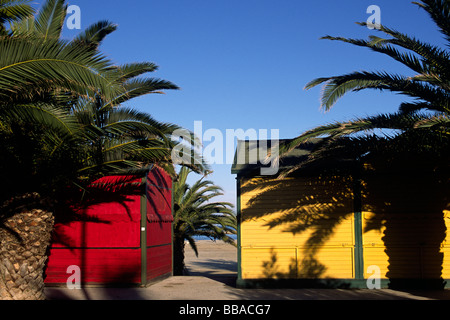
(44, 166, 173, 286)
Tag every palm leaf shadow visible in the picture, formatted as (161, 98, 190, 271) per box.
(241, 172, 355, 280)
(51, 175, 144, 249)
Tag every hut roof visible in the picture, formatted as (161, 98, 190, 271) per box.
(231, 138, 350, 177)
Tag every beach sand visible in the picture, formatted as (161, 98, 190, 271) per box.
(183, 240, 237, 285)
(44, 240, 450, 300)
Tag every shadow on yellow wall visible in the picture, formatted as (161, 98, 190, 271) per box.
(363, 171, 449, 289)
(240, 169, 450, 289)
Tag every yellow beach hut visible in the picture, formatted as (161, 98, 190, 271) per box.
(231, 139, 450, 289)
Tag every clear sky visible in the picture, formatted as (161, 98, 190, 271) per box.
(54, 0, 445, 207)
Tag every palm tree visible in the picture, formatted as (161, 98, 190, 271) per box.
(0, 0, 35, 35)
(172, 166, 236, 276)
(0, 0, 196, 300)
(279, 0, 450, 176)
(3, 0, 204, 185)
(0, 0, 120, 300)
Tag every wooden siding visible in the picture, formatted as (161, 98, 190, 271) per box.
(45, 167, 173, 286)
(145, 167, 173, 281)
(361, 173, 449, 281)
(147, 245, 172, 281)
(45, 249, 141, 285)
(239, 175, 355, 280)
(239, 172, 450, 284)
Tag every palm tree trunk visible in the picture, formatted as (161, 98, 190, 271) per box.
(173, 236, 186, 276)
(0, 197, 55, 300)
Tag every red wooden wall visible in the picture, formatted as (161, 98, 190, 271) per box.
(145, 167, 173, 282)
(44, 166, 173, 286)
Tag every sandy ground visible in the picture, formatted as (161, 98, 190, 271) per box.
(183, 241, 238, 284)
(44, 241, 450, 300)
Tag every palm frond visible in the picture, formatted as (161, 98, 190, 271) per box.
(320, 35, 427, 75)
(413, 0, 450, 43)
(0, 0, 34, 30)
(72, 20, 117, 47)
(173, 166, 236, 249)
(356, 22, 450, 74)
(0, 37, 121, 103)
(0, 0, 188, 204)
(113, 62, 159, 82)
(286, 0, 450, 179)
(34, 0, 66, 41)
(104, 78, 180, 109)
(305, 71, 450, 112)
(278, 111, 439, 177)
(414, 112, 450, 128)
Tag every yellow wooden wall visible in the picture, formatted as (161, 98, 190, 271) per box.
(360, 212, 450, 280)
(239, 173, 450, 282)
(239, 175, 356, 280)
(361, 173, 450, 280)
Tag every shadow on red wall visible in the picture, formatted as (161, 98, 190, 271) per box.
(44, 166, 173, 287)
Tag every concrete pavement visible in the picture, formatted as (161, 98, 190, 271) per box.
(44, 275, 450, 300)
(44, 241, 450, 300)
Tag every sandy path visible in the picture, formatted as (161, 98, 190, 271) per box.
(183, 241, 237, 285)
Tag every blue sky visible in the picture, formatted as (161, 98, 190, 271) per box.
(54, 0, 445, 207)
